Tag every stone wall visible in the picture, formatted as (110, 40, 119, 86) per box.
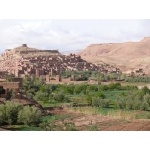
(61, 78, 71, 83)
(11, 77, 23, 87)
(0, 82, 20, 89)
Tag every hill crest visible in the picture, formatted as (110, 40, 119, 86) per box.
(79, 37, 150, 74)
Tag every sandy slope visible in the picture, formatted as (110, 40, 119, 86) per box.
(79, 37, 150, 72)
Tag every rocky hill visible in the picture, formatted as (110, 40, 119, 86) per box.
(0, 44, 121, 78)
(79, 37, 150, 74)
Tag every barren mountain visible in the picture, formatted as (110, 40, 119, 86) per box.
(79, 37, 150, 74)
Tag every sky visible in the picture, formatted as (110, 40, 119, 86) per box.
(0, 19, 150, 54)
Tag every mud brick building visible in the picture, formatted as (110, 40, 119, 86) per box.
(0, 70, 23, 97)
(0, 44, 121, 83)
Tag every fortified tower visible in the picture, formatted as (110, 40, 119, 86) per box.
(22, 44, 27, 47)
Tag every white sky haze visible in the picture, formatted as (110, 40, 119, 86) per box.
(0, 19, 150, 54)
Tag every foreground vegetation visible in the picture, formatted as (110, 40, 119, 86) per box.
(1, 75, 150, 131)
(0, 101, 79, 131)
(0, 101, 41, 126)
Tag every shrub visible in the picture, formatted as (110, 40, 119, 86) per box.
(144, 94, 150, 105)
(140, 101, 149, 111)
(92, 97, 101, 107)
(108, 83, 121, 90)
(39, 121, 63, 131)
(146, 113, 150, 119)
(96, 92, 105, 99)
(0, 102, 22, 125)
(99, 85, 109, 91)
(141, 86, 150, 95)
(118, 99, 126, 109)
(53, 92, 70, 102)
(64, 122, 77, 131)
(18, 106, 42, 125)
(74, 85, 83, 94)
(113, 101, 119, 109)
(92, 98, 110, 108)
(87, 85, 98, 92)
(0, 111, 4, 125)
(126, 100, 134, 110)
(39, 120, 78, 131)
(63, 84, 74, 94)
(133, 100, 141, 110)
(86, 95, 92, 106)
(34, 91, 45, 101)
(88, 124, 99, 131)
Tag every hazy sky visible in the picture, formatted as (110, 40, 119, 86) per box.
(0, 19, 150, 54)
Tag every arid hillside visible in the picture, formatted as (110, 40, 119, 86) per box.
(0, 44, 120, 77)
(79, 37, 150, 73)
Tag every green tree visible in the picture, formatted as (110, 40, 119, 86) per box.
(0, 102, 22, 125)
(92, 97, 110, 108)
(53, 91, 70, 103)
(140, 101, 149, 111)
(18, 106, 42, 125)
(144, 94, 150, 105)
(141, 86, 150, 95)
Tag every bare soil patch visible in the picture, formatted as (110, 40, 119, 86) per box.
(52, 108, 150, 131)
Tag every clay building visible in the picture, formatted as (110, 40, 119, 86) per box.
(0, 44, 121, 82)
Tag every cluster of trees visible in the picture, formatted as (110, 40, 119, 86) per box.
(61, 70, 122, 82)
(85, 86, 150, 111)
(22, 76, 45, 98)
(61, 70, 150, 83)
(33, 86, 70, 103)
(22, 77, 137, 102)
(61, 70, 96, 81)
(23, 77, 70, 103)
(0, 102, 42, 126)
(53, 83, 137, 95)
(114, 87, 150, 111)
(22, 77, 150, 111)
(124, 76, 150, 83)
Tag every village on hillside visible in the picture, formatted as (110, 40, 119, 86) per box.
(0, 43, 150, 131)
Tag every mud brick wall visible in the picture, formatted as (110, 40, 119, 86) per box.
(11, 77, 23, 87)
(0, 82, 20, 89)
(61, 78, 71, 83)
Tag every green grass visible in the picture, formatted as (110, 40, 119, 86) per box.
(135, 111, 150, 119)
(41, 114, 72, 122)
(2, 125, 42, 131)
(38, 101, 68, 107)
(67, 93, 85, 98)
(104, 90, 128, 100)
